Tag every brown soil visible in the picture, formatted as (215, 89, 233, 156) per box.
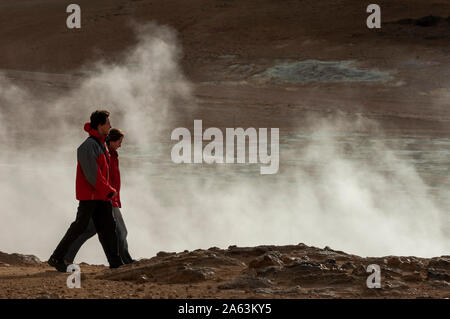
(1, 245, 449, 299)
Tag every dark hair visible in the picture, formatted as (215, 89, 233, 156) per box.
(90, 110, 110, 130)
(106, 128, 125, 145)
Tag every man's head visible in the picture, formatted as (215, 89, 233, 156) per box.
(90, 110, 111, 135)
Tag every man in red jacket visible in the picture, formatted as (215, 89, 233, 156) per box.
(48, 110, 124, 271)
(63, 128, 134, 265)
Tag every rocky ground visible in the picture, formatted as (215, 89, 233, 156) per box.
(0, 245, 448, 299)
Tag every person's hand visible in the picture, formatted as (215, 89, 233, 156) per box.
(107, 191, 119, 199)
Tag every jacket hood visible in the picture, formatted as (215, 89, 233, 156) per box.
(84, 122, 106, 143)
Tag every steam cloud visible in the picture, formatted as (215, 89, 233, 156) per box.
(0, 23, 448, 264)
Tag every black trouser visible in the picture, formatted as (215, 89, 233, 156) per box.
(52, 200, 123, 267)
(64, 207, 133, 265)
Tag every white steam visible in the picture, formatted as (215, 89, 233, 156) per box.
(0, 23, 448, 265)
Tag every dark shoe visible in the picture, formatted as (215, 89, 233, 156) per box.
(123, 257, 135, 265)
(48, 256, 68, 272)
(109, 263, 124, 270)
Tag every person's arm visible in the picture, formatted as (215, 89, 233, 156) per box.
(78, 142, 116, 199)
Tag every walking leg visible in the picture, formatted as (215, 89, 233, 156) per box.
(64, 217, 97, 264)
(112, 207, 133, 264)
(51, 201, 97, 261)
(91, 201, 123, 268)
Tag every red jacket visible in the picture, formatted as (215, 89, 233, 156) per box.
(76, 123, 116, 201)
(109, 149, 121, 208)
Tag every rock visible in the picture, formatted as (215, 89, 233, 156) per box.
(68, 245, 449, 298)
(326, 258, 340, 270)
(156, 251, 176, 258)
(226, 245, 303, 259)
(384, 281, 408, 289)
(317, 250, 336, 257)
(170, 266, 215, 284)
(322, 246, 348, 255)
(341, 262, 356, 270)
(384, 267, 402, 275)
(402, 271, 423, 282)
(300, 256, 310, 262)
(310, 287, 337, 298)
(226, 245, 271, 258)
(284, 260, 327, 271)
(326, 258, 337, 265)
(351, 265, 367, 276)
(329, 274, 355, 284)
(178, 250, 245, 267)
(430, 280, 450, 288)
(402, 258, 424, 271)
(136, 275, 149, 284)
(98, 258, 216, 284)
(253, 288, 274, 295)
(137, 249, 245, 271)
(383, 272, 395, 280)
(280, 255, 297, 264)
(218, 274, 273, 290)
(385, 256, 423, 272)
(386, 256, 402, 267)
(428, 257, 450, 269)
(427, 268, 450, 281)
(0, 251, 42, 266)
(262, 259, 352, 286)
(254, 265, 283, 276)
(248, 252, 283, 269)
